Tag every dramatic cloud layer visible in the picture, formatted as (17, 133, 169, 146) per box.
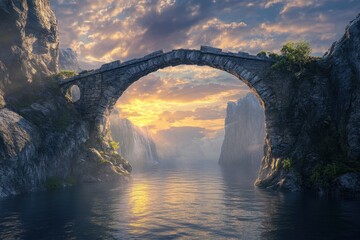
(52, 0, 359, 67)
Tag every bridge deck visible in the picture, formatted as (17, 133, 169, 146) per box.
(59, 46, 275, 86)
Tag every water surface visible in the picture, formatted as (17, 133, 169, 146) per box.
(0, 163, 359, 239)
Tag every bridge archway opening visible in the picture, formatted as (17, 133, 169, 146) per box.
(110, 65, 265, 176)
(65, 84, 81, 103)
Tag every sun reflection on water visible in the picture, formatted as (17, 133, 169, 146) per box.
(130, 182, 150, 216)
(126, 170, 227, 237)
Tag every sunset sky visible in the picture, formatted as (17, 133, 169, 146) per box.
(52, 0, 359, 160)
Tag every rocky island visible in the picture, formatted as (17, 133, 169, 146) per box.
(0, 0, 131, 198)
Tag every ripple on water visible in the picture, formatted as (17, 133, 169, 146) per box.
(0, 163, 360, 239)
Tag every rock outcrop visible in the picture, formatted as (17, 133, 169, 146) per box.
(59, 48, 81, 72)
(256, 14, 360, 193)
(219, 94, 265, 174)
(0, 0, 130, 198)
(110, 117, 159, 168)
(0, 0, 58, 88)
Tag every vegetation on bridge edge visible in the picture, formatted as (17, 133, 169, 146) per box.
(258, 41, 318, 76)
(56, 70, 78, 79)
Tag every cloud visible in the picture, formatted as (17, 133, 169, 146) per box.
(279, 0, 323, 14)
(115, 65, 249, 131)
(193, 107, 224, 120)
(158, 106, 225, 123)
(263, 0, 282, 8)
(119, 66, 247, 104)
(52, 0, 360, 67)
(262, 0, 328, 14)
(159, 110, 194, 123)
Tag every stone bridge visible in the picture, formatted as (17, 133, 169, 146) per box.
(59, 46, 275, 134)
(57, 46, 324, 190)
(57, 15, 360, 192)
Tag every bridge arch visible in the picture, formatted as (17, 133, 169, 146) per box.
(60, 47, 275, 135)
(59, 46, 282, 188)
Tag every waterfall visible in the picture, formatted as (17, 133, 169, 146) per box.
(110, 117, 159, 168)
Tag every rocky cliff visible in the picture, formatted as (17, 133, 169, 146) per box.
(219, 94, 265, 173)
(0, 0, 130, 198)
(255, 14, 360, 194)
(59, 48, 81, 72)
(110, 116, 159, 168)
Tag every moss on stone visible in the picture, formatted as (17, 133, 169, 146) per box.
(283, 158, 293, 171)
(54, 109, 71, 132)
(310, 161, 360, 186)
(257, 51, 267, 58)
(110, 141, 120, 151)
(44, 177, 76, 190)
(56, 70, 77, 79)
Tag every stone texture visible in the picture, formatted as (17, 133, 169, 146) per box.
(0, 0, 58, 88)
(324, 14, 360, 160)
(59, 48, 81, 72)
(333, 173, 360, 195)
(0, 61, 9, 108)
(0, 0, 130, 198)
(72, 147, 131, 183)
(0, 108, 39, 161)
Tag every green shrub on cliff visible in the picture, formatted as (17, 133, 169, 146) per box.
(110, 141, 120, 151)
(310, 161, 360, 186)
(257, 51, 267, 58)
(56, 70, 77, 79)
(271, 41, 312, 72)
(283, 158, 293, 171)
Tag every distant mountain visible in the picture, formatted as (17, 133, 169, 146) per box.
(110, 117, 159, 168)
(59, 48, 81, 72)
(219, 93, 265, 172)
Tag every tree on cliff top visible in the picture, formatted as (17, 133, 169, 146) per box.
(272, 41, 312, 73)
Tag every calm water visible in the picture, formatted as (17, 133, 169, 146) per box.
(0, 162, 360, 240)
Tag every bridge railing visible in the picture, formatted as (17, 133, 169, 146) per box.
(59, 46, 275, 85)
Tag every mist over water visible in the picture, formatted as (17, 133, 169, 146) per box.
(0, 162, 359, 240)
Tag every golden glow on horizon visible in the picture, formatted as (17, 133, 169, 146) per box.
(114, 66, 249, 133)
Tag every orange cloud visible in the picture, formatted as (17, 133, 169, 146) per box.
(114, 66, 250, 132)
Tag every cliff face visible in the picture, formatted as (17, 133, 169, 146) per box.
(110, 117, 159, 168)
(0, 0, 130, 198)
(59, 48, 81, 72)
(0, 0, 58, 88)
(324, 15, 360, 159)
(219, 94, 265, 173)
(256, 14, 360, 194)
